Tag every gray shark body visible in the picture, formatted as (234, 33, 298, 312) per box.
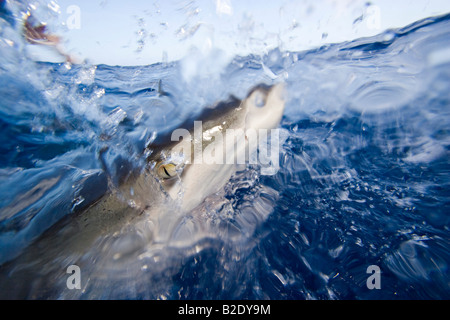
(0, 83, 286, 299)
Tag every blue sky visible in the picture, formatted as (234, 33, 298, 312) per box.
(25, 0, 450, 66)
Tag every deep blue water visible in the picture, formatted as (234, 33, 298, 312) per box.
(0, 6, 449, 299)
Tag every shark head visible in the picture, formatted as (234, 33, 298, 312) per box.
(146, 83, 286, 213)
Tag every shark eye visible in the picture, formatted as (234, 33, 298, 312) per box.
(157, 163, 177, 179)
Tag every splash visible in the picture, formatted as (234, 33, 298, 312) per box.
(0, 1, 449, 299)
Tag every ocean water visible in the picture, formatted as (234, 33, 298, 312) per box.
(0, 6, 449, 299)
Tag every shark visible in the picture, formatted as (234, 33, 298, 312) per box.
(0, 83, 286, 299)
